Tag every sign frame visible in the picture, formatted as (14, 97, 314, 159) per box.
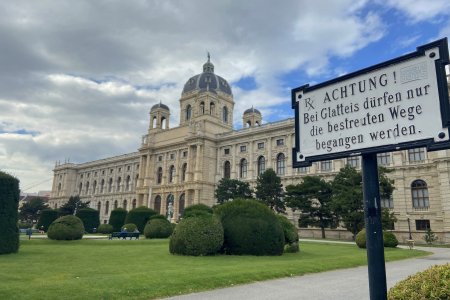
(292, 38, 450, 167)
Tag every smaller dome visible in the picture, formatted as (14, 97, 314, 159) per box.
(244, 107, 261, 115)
(151, 102, 170, 111)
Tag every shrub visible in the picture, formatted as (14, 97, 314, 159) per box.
(97, 224, 113, 234)
(108, 208, 127, 232)
(47, 215, 84, 240)
(18, 222, 33, 229)
(285, 242, 300, 253)
(383, 231, 398, 248)
(424, 228, 438, 244)
(355, 229, 366, 248)
(121, 223, 137, 232)
(214, 199, 285, 256)
(124, 207, 157, 232)
(183, 204, 213, 218)
(388, 264, 450, 300)
(169, 215, 223, 256)
(36, 209, 58, 232)
(0, 171, 20, 254)
(276, 214, 299, 244)
(76, 208, 100, 233)
(148, 214, 168, 221)
(144, 218, 173, 239)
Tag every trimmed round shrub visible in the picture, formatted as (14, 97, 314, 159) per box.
(108, 208, 127, 232)
(214, 199, 285, 256)
(169, 214, 223, 256)
(276, 215, 299, 244)
(76, 208, 100, 233)
(36, 209, 58, 232)
(148, 214, 168, 221)
(144, 218, 173, 239)
(0, 171, 20, 254)
(47, 215, 84, 240)
(383, 231, 398, 248)
(124, 207, 157, 232)
(388, 264, 450, 299)
(355, 229, 366, 248)
(97, 224, 113, 234)
(121, 223, 137, 232)
(183, 204, 213, 218)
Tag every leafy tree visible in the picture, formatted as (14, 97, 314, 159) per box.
(215, 178, 253, 204)
(19, 197, 48, 223)
(255, 168, 285, 213)
(36, 209, 58, 232)
(75, 208, 100, 233)
(331, 165, 396, 239)
(108, 208, 127, 232)
(58, 195, 90, 216)
(381, 208, 397, 230)
(0, 171, 20, 254)
(285, 176, 334, 238)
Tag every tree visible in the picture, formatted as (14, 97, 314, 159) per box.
(58, 195, 90, 216)
(255, 168, 285, 213)
(285, 176, 334, 238)
(215, 178, 253, 204)
(381, 208, 397, 230)
(76, 208, 100, 233)
(0, 171, 20, 254)
(19, 197, 48, 223)
(36, 209, 58, 232)
(331, 165, 396, 239)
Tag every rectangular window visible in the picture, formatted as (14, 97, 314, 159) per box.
(298, 167, 308, 174)
(170, 153, 175, 160)
(415, 220, 430, 231)
(102, 170, 105, 175)
(320, 161, 332, 171)
(276, 139, 284, 146)
(118, 168, 121, 172)
(240, 145, 247, 152)
(224, 148, 230, 155)
(183, 151, 188, 158)
(347, 156, 360, 168)
(158, 156, 163, 162)
(257, 142, 264, 149)
(377, 153, 391, 166)
(380, 197, 394, 209)
(94, 172, 97, 177)
(408, 148, 426, 162)
(127, 166, 131, 171)
(110, 169, 113, 174)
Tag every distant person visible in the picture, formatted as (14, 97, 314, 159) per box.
(26, 228, 32, 240)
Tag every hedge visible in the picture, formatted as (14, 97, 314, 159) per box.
(0, 171, 20, 254)
(109, 208, 127, 232)
(169, 215, 223, 256)
(76, 208, 100, 233)
(47, 215, 84, 240)
(97, 224, 113, 234)
(214, 199, 284, 256)
(144, 218, 173, 239)
(276, 214, 299, 253)
(36, 209, 58, 232)
(121, 223, 137, 232)
(124, 207, 157, 232)
(356, 229, 398, 248)
(183, 204, 213, 218)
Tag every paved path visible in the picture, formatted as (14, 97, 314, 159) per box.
(165, 243, 450, 300)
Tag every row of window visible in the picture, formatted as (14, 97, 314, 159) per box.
(153, 193, 185, 217)
(156, 151, 188, 162)
(78, 165, 138, 180)
(186, 103, 229, 123)
(224, 139, 285, 155)
(99, 199, 137, 215)
(156, 163, 188, 184)
(73, 175, 138, 196)
(224, 153, 286, 179)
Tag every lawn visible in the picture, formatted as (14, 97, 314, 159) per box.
(0, 238, 428, 300)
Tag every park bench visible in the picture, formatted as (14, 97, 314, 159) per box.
(109, 232, 140, 240)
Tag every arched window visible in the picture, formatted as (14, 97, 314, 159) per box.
(412, 180, 429, 208)
(210, 102, 215, 115)
(179, 193, 185, 218)
(161, 117, 167, 129)
(154, 195, 161, 213)
(97, 201, 101, 211)
(224, 161, 231, 179)
(108, 178, 113, 192)
(57, 183, 61, 196)
(126, 175, 131, 191)
(135, 174, 139, 187)
(169, 165, 175, 183)
(100, 179, 105, 193)
(122, 199, 127, 210)
(78, 182, 82, 195)
(152, 116, 157, 128)
(114, 200, 118, 209)
(92, 180, 97, 194)
(157, 167, 163, 184)
(105, 201, 110, 215)
(240, 158, 247, 178)
(85, 181, 89, 195)
(246, 121, 251, 128)
(200, 101, 205, 114)
(276, 153, 285, 175)
(257, 156, 266, 176)
(181, 163, 187, 182)
(186, 105, 192, 121)
(132, 199, 137, 209)
(223, 106, 228, 123)
(116, 177, 121, 192)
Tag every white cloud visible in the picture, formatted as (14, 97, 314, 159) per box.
(384, 0, 450, 23)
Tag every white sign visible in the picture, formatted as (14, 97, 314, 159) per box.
(292, 39, 450, 166)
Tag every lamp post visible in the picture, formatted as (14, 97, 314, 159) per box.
(407, 217, 412, 240)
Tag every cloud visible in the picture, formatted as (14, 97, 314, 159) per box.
(384, 0, 450, 23)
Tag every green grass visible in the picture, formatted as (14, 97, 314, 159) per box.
(0, 239, 429, 300)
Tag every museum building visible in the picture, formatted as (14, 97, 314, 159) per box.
(48, 57, 450, 243)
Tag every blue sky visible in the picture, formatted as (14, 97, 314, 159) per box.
(0, 0, 449, 193)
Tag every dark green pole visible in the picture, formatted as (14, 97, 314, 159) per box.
(362, 153, 387, 300)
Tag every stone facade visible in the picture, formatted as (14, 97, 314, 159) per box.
(49, 58, 450, 243)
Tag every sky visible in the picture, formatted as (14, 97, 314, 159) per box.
(1, 0, 449, 193)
